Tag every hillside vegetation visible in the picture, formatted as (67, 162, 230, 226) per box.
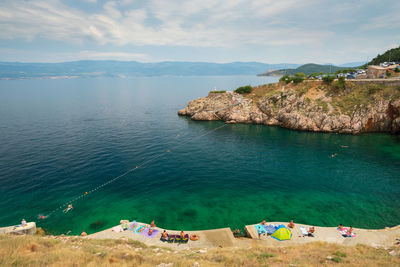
(1, 235, 399, 266)
(369, 46, 400, 65)
(250, 80, 400, 115)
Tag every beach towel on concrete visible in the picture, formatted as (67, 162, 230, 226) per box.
(300, 226, 314, 237)
(265, 224, 276, 235)
(135, 225, 148, 234)
(141, 227, 159, 238)
(337, 227, 356, 237)
(112, 225, 123, 233)
(129, 221, 137, 231)
(254, 224, 267, 235)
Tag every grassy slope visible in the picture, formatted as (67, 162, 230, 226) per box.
(249, 81, 400, 115)
(1, 235, 399, 266)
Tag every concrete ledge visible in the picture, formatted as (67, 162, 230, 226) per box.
(0, 222, 37, 235)
(87, 222, 235, 249)
(245, 222, 400, 247)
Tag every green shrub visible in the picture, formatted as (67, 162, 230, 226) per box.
(280, 73, 304, 84)
(386, 71, 392, 77)
(368, 85, 381, 95)
(294, 72, 306, 78)
(335, 76, 346, 91)
(209, 90, 226, 93)
(331, 256, 342, 263)
(257, 253, 274, 263)
(334, 251, 347, 258)
(322, 75, 335, 84)
(279, 74, 292, 84)
(234, 85, 252, 94)
(395, 67, 400, 73)
(292, 73, 305, 84)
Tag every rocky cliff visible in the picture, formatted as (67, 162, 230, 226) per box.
(178, 81, 400, 134)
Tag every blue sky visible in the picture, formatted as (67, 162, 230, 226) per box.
(0, 0, 399, 64)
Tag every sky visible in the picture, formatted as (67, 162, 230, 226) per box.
(0, 0, 399, 64)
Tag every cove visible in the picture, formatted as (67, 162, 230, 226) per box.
(0, 76, 399, 235)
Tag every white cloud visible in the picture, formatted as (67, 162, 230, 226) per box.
(0, 0, 333, 48)
(77, 50, 147, 60)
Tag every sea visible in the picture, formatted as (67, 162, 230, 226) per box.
(0, 75, 400, 235)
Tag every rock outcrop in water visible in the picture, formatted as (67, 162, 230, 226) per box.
(178, 81, 400, 134)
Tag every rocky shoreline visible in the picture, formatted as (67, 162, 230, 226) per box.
(178, 81, 400, 134)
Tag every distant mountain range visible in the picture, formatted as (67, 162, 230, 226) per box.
(0, 61, 302, 79)
(0, 60, 374, 79)
(257, 63, 358, 76)
(338, 61, 367, 67)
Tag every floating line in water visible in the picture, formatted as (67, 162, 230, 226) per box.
(39, 122, 229, 219)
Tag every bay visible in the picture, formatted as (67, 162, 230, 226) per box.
(0, 76, 399, 235)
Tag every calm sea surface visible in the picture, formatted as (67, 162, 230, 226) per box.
(1, 76, 400, 235)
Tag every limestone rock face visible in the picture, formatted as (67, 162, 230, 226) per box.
(178, 90, 400, 134)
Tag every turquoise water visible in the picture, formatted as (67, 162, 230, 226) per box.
(0, 76, 400, 235)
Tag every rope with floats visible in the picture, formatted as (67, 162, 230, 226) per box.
(38, 122, 229, 219)
(37, 95, 243, 220)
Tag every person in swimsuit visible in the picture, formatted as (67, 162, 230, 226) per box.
(308, 227, 315, 237)
(64, 204, 73, 213)
(346, 226, 353, 237)
(288, 220, 295, 228)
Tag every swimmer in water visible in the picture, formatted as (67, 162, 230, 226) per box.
(63, 204, 73, 213)
(38, 214, 47, 220)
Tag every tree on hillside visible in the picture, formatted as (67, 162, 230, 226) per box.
(369, 46, 400, 65)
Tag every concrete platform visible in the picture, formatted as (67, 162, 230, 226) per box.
(0, 222, 37, 235)
(245, 222, 400, 247)
(87, 222, 236, 249)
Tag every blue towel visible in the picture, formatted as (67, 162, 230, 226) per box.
(265, 225, 276, 234)
(254, 224, 267, 235)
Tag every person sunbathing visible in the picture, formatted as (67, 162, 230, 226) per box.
(148, 228, 154, 235)
(162, 230, 168, 239)
(260, 220, 267, 225)
(308, 227, 315, 237)
(21, 219, 27, 226)
(150, 220, 156, 228)
(80, 230, 87, 236)
(346, 226, 353, 237)
(180, 231, 185, 238)
(338, 224, 344, 231)
(288, 220, 295, 228)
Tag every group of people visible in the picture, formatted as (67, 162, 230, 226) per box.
(338, 224, 354, 237)
(161, 230, 187, 241)
(260, 219, 315, 236)
(260, 219, 357, 238)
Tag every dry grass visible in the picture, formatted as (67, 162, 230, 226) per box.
(1, 235, 400, 266)
(245, 81, 400, 115)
